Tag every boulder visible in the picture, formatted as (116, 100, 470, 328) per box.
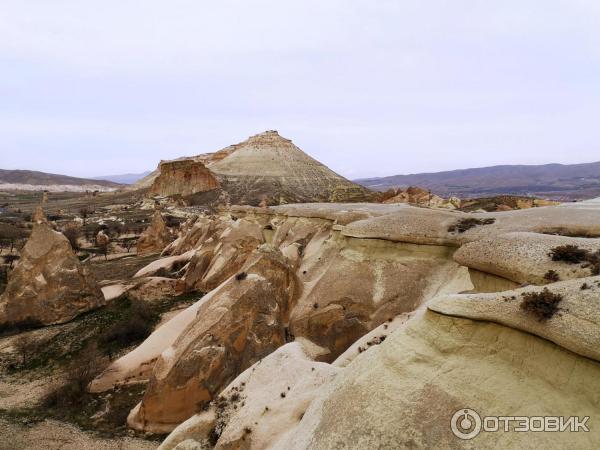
(0, 223, 105, 326)
(137, 211, 173, 255)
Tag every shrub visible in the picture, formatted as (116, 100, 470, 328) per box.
(549, 245, 589, 264)
(13, 334, 39, 366)
(98, 299, 155, 353)
(448, 217, 496, 233)
(543, 270, 560, 282)
(236, 272, 248, 281)
(63, 226, 81, 251)
(548, 245, 600, 276)
(520, 288, 563, 321)
(43, 343, 104, 409)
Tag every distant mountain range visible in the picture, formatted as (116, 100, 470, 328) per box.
(93, 171, 152, 184)
(0, 169, 121, 192)
(355, 161, 600, 201)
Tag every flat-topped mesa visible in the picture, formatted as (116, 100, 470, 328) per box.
(144, 130, 374, 205)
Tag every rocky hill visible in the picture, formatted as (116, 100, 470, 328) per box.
(0, 169, 121, 192)
(356, 161, 600, 201)
(135, 131, 373, 205)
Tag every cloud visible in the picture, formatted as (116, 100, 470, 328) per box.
(1, 1, 600, 178)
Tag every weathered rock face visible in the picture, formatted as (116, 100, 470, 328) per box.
(158, 340, 337, 450)
(183, 218, 265, 292)
(141, 131, 373, 205)
(276, 309, 600, 450)
(128, 247, 297, 433)
(149, 160, 220, 198)
(119, 201, 600, 441)
(453, 232, 600, 285)
(0, 223, 105, 326)
(137, 211, 173, 255)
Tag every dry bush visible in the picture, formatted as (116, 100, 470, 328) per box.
(543, 269, 560, 283)
(448, 217, 496, 233)
(62, 226, 81, 251)
(549, 245, 600, 276)
(98, 299, 155, 354)
(549, 245, 590, 264)
(520, 288, 563, 321)
(43, 343, 105, 409)
(13, 334, 39, 366)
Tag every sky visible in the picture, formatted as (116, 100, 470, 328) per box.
(1, 1, 600, 179)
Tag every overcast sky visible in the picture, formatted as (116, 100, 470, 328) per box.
(1, 1, 600, 179)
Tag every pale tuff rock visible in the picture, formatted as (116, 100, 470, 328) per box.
(453, 232, 600, 285)
(183, 218, 265, 292)
(115, 201, 600, 442)
(128, 247, 297, 433)
(137, 211, 173, 255)
(275, 311, 600, 450)
(133, 250, 195, 279)
(429, 276, 600, 362)
(0, 223, 105, 326)
(159, 340, 335, 450)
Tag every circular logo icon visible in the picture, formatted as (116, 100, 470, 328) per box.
(451, 408, 482, 440)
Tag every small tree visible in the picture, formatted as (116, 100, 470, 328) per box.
(4, 254, 19, 269)
(14, 334, 38, 366)
(79, 207, 91, 226)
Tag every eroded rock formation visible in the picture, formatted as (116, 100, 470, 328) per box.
(0, 223, 105, 326)
(86, 199, 600, 447)
(137, 210, 173, 255)
(128, 246, 298, 432)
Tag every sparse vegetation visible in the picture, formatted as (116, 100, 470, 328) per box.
(549, 245, 589, 264)
(236, 271, 248, 281)
(549, 245, 600, 276)
(543, 269, 560, 283)
(448, 217, 496, 233)
(98, 299, 156, 357)
(62, 226, 81, 251)
(520, 288, 564, 321)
